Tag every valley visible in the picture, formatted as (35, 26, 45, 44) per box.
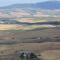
(0, 0, 60, 60)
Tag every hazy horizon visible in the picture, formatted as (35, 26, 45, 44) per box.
(0, 0, 59, 7)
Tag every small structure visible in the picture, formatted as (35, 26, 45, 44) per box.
(17, 50, 40, 60)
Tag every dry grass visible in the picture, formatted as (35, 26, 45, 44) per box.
(0, 42, 60, 55)
(0, 42, 60, 60)
(41, 50, 60, 60)
(0, 24, 23, 30)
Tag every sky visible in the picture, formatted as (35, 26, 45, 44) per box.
(0, 0, 59, 7)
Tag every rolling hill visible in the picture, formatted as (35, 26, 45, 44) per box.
(0, 1, 60, 9)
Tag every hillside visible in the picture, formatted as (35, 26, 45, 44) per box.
(0, 1, 60, 9)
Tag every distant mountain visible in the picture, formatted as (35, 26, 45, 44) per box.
(35, 1, 60, 9)
(0, 1, 60, 9)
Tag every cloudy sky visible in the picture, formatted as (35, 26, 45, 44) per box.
(0, 0, 59, 7)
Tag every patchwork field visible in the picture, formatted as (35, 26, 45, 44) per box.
(0, 24, 23, 30)
(0, 2, 60, 60)
(0, 27, 59, 44)
(0, 27, 59, 60)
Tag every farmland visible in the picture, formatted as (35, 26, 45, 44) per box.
(0, 5, 60, 60)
